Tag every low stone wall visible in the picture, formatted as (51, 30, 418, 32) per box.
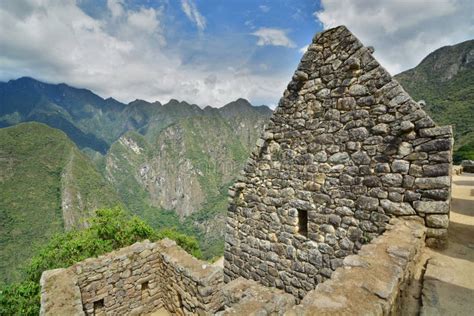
(40, 239, 223, 316)
(286, 217, 426, 315)
(41, 218, 427, 315)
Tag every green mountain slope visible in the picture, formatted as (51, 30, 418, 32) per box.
(0, 123, 119, 283)
(0, 77, 273, 266)
(104, 103, 271, 259)
(395, 39, 474, 162)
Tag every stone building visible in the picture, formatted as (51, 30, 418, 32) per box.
(40, 26, 454, 315)
(224, 25, 453, 299)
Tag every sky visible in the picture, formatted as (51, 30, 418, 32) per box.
(0, 0, 473, 108)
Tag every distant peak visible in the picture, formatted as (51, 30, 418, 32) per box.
(16, 76, 36, 81)
(165, 99, 191, 106)
(9, 76, 40, 84)
(128, 99, 162, 107)
(223, 98, 252, 108)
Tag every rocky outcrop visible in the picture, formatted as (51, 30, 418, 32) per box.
(224, 25, 453, 299)
(106, 105, 270, 218)
(461, 160, 474, 173)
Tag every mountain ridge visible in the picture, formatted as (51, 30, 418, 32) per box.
(0, 77, 272, 154)
(395, 39, 474, 162)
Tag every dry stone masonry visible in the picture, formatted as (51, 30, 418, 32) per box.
(40, 239, 223, 315)
(224, 25, 453, 299)
(40, 217, 427, 315)
(40, 26, 454, 315)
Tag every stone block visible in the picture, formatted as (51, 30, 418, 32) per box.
(414, 177, 450, 189)
(356, 196, 379, 211)
(380, 199, 416, 215)
(415, 139, 451, 152)
(422, 163, 450, 177)
(419, 126, 452, 137)
(414, 201, 450, 214)
(391, 160, 410, 174)
(381, 173, 403, 187)
(426, 215, 449, 228)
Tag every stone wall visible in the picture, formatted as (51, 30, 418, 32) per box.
(288, 217, 426, 315)
(224, 25, 453, 299)
(41, 219, 427, 315)
(40, 239, 223, 316)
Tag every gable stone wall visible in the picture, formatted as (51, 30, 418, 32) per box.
(224, 25, 453, 299)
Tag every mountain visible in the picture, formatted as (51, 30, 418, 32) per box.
(395, 39, 474, 162)
(0, 77, 273, 264)
(0, 77, 128, 153)
(104, 99, 271, 258)
(0, 122, 119, 283)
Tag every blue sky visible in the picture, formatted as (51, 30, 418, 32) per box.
(0, 0, 473, 107)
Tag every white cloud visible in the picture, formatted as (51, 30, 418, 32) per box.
(181, 0, 206, 31)
(127, 7, 160, 34)
(107, 0, 124, 18)
(259, 5, 270, 13)
(315, 0, 474, 74)
(251, 28, 295, 48)
(299, 45, 309, 54)
(0, 0, 287, 107)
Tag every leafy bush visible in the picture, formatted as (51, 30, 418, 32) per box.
(453, 142, 474, 164)
(0, 207, 202, 315)
(157, 228, 202, 258)
(0, 281, 40, 316)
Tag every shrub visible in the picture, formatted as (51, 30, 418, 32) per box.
(0, 207, 202, 315)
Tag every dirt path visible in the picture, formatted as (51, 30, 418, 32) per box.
(421, 173, 474, 315)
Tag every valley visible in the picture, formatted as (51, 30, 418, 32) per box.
(0, 39, 473, 285)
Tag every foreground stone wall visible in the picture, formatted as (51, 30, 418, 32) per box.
(224, 25, 453, 298)
(40, 239, 223, 316)
(41, 219, 426, 315)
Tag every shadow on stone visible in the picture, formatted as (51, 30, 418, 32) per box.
(452, 180, 474, 186)
(451, 198, 474, 217)
(423, 273, 474, 315)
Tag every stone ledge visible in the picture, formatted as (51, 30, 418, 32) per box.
(40, 268, 84, 316)
(217, 277, 296, 315)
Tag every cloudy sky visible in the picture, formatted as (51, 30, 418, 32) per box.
(0, 0, 473, 107)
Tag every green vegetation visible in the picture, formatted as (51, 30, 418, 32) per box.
(394, 40, 474, 163)
(0, 207, 201, 315)
(0, 123, 119, 283)
(0, 81, 272, 288)
(103, 113, 261, 261)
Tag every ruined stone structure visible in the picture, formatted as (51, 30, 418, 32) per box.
(40, 239, 223, 315)
(40, 219, 427, 315)
(40, 26, 454, 315)
(224, 25, 453, 298)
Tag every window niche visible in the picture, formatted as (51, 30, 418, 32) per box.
(297, 209, 308, 237)
(93, 299, 104, 313)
